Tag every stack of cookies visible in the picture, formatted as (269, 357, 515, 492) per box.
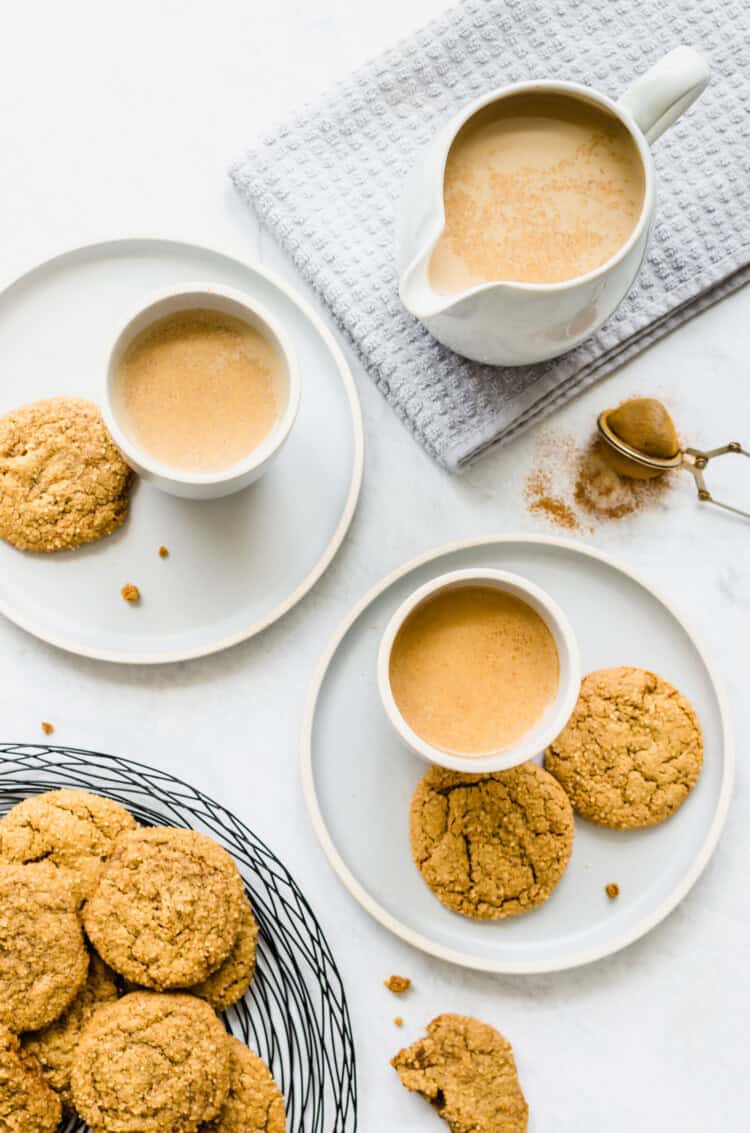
(0, 789, 285, 1133)
(409, 665, 704, 922)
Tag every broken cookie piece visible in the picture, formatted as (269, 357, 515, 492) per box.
(392, 1014, 528, 1133)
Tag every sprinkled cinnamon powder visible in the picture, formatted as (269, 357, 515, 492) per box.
(524, 469, 582, 532)
(524, 424, 673, 529)
(574, 438, 671, 520)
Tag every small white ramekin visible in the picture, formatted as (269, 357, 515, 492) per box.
(103, 282, 301, 500)
(377, 568, 581, 773)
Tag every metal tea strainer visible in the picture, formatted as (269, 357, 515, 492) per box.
(597, 399, 750, 520)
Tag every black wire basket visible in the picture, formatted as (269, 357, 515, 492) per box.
(0, 743, 358, 1133)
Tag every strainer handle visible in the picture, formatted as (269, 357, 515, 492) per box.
(683, 443, 750, 520)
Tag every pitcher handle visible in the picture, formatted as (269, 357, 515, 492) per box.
(618, 46, 710, 144)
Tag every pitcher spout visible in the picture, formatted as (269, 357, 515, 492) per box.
(398, 249, 454, 322)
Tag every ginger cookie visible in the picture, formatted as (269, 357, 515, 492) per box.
(0, 788, 137, 907)
(410, 763, 574, 920)
(0, 397, 132, 553)
(201, 1036, 286, 1133)
(392, 1014, 528, 1133)
(544, 666, 703, 829)
(83, 826, 244, 989)
(187, 894, 258, 1011)
(0, 862, 88, 1032)
(71, 991, 231, 1133)
(0, 1025, 61, 1133)
(22, 953, 119, 1111)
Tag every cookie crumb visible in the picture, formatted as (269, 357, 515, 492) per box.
(605, 882, 620, 899)
(41, 721, 54, 736)
(385, 975, 411, 995)
(394, 1016, 403, 1027)
(158, 545, 169, 558)
(120, 583, 140, 603)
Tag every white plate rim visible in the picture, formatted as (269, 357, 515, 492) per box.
(0, 236, 364, 665)
(300, 533, 735, 974)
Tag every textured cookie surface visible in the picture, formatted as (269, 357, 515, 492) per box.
(201, 1036, 286, 1133)
(392, 1014, 528, 1133)
(0, 862, 89, 1032)
(544, 666, 703, 828)
(187, 894, 258, 1011)
(0, 1025, 61, 1133)
(22, 953, 119, 1110)
(0, 789, 137, 906)
(84, 826, 245, 988)
(0, 397, 132, 552)
(410, 763, 574, 919)
(71, 992, 231, 1133)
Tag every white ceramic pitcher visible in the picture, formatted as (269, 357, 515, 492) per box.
(397, 47, 710, 366)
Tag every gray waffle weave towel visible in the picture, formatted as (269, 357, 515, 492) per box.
(231, 0, 750, 470)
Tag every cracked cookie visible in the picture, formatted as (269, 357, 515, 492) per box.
(22, 952, 119, 1111)
(0, 397, 132, 552)
(544, 666, 703, 828)
(0, 1025, 61, 1133)
(71, 991, 231, 1133)
(187, 894, 258, 1011)
(201, 1036, 286, 1133)
(410, 763, 574, 920)
(0, 862, 89, 1032)
(83, 826, 244, 989)
(0, 788, 137, 906)
(392, 1014, 528, 1133)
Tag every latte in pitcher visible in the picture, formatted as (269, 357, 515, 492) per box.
(429, 92, 646, 290)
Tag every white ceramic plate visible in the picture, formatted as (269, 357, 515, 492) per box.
(302, 536, 734, 973)
(0, 239, 363, 663)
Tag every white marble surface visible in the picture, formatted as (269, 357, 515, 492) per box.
(0, 2, 748, 1129)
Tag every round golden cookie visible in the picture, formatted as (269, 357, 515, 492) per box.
(0, 1025, 61, 1133)
(71, 992, 231, 1133)
(0, 789, 138, 907)
(0, 862, 89, 1032)
(544, 666, 704, 829)
(187, 894, 259, 1011)
(0, 396, 132, 553)
(201, 1037, 286, 1133)
(391, 1014, 528, 1133)
(22, 953, 119, 1111)
(83, 826, 245, 989)
(410, 763, 574, 920)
